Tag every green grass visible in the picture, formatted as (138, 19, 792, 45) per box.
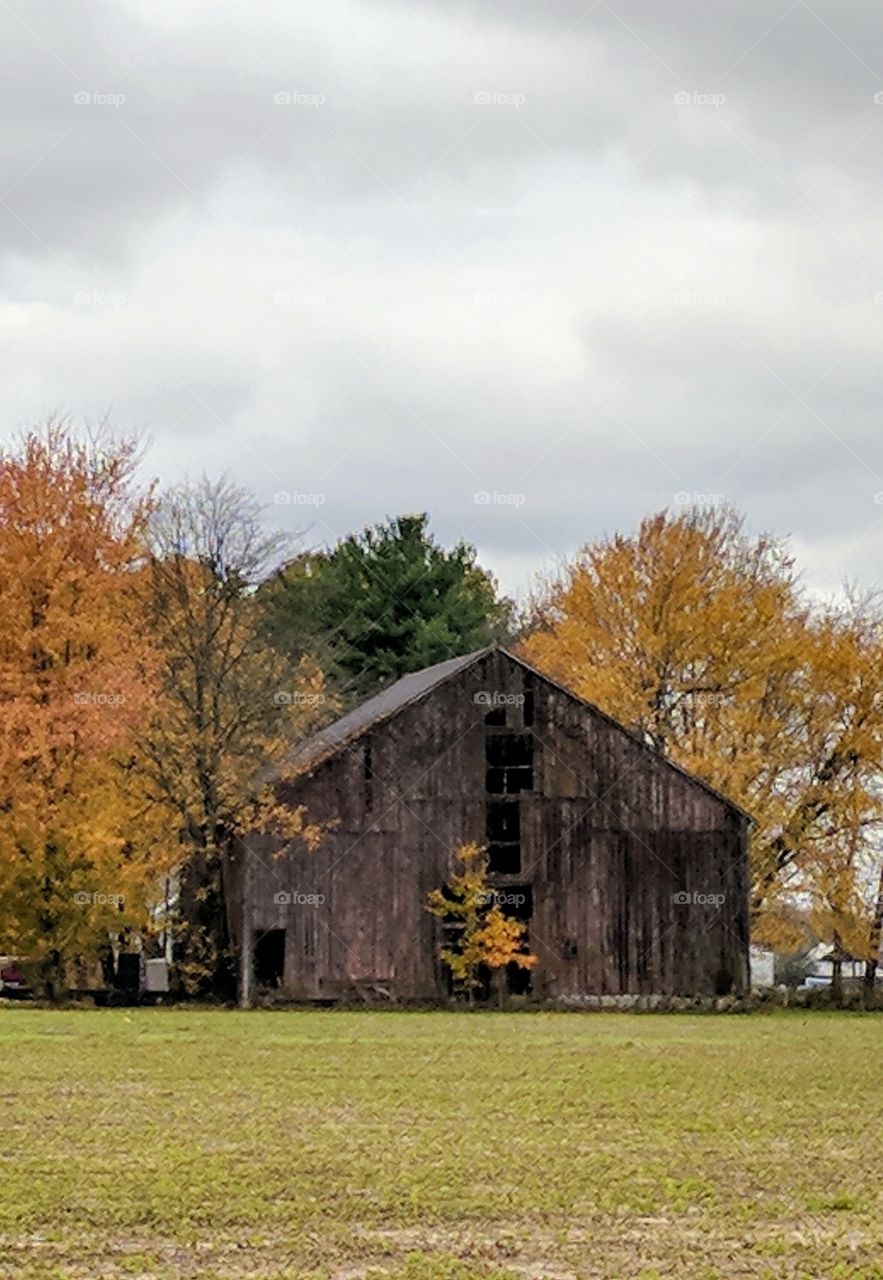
(0, 1008, 881, 1279)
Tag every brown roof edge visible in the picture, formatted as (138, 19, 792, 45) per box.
(267, 646, 495, 785)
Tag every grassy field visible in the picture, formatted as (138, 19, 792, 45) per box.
(0, 1009, 881, 1280)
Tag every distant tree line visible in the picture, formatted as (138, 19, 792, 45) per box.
(0, 422, 881, 999)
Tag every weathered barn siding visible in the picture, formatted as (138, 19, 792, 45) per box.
(235, 649, 749, 1001)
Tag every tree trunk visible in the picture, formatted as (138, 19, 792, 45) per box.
(38, 851, 65, 1002)
(39, 948, 64, 1002)
(174, 842, 237, 1000)
(239, 841, 254, 1009)
(830, 955, 844, 1007)
(864, 862, 883, 1002)
(493, 968, 506, 1010)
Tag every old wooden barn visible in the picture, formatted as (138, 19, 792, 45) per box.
(233, 647, 750, 1002)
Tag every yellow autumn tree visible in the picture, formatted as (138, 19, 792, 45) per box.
(428, 842, 536, 1005)
(139, 477, 331, 997)
(521, 506, 883, 940)
(0, 424, 177, 997)
(797, 789, 880, 1000)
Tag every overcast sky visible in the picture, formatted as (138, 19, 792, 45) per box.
(2, 0, 882, 598)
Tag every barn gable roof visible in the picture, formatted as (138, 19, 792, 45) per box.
(279, 645, 750, 820)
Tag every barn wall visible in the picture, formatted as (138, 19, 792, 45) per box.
(239, 651, 749, 1000)
(522, 666, 749, 998)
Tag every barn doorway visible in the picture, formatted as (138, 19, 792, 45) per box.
(254, 929, 286, 988)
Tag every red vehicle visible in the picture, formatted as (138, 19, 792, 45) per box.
(0, 958, 31, 999)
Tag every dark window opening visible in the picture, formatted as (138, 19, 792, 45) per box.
(509, 765, 533, 792)
(461, 961, 530, 999)
(485, 731, 534, 769)
(484, 723, 534, 875)
(486, 798, 520, 843)
(440, 922, 490, 999)
(487, 842, 521, 874)
(506, 957, 532, 995)
(485, 767, 505, 793)
(491, 884, 533, 920)
(510, 766, 536, 794)
(440, 899, 533, 998)
(254, 929, 286, 988)
(484, 707, 507, 727)
(485, 766, 533, 794)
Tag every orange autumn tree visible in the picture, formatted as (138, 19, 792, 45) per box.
(428, 842, 536, 1004)
(521, 506, 883, 940)
(0, 424, 175, 997)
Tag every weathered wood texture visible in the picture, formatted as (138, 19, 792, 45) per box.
(236, 650, 750, 1000)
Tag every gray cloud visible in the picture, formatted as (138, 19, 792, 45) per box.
(2, 0, 883, 600)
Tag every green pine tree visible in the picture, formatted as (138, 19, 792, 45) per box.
(260, 513, 512, 701)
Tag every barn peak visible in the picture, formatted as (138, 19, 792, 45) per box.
(278, 645, 749, 821)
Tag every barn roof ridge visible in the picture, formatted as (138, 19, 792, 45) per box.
(277, 643, 750, 820)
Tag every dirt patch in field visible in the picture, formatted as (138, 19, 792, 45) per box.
(3, 1217, 882, 1280)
